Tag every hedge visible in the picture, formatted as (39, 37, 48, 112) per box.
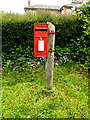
(2, 12, 84, 57)
(2, 10, 89, 71)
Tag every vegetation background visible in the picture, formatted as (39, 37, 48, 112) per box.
(2, 5, 90, 72)
(1, 3, 90, 119)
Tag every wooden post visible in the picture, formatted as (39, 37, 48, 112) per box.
(45, 22, 55, 90)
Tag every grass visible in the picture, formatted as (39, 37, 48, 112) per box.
(2, 63, 89, 118)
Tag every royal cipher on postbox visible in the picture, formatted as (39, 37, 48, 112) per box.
(34, 23, 48, 57)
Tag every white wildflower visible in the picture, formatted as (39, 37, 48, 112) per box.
(37, 61, 40, 65)
(27, 116, 30, 118)
(56, 63, 58, 65)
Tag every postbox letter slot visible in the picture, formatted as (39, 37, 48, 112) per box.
(35, 29, 47, 31)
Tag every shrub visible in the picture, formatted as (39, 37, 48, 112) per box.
(2, 11, 89, 71)
(2, 12, 83, 58)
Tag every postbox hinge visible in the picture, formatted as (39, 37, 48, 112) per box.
(48, 32, 55, 34)
(48, 50, 55, 52)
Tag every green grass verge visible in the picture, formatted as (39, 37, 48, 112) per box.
(2, 63, 89, 118)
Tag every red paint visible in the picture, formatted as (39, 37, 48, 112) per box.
(48, 32, 55, 34)
(48, 50, 55, 52)
(34, 23, 48, 57)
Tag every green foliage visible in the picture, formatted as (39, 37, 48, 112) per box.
(2, 11, 89, 71)
(54, 15, 84, 47)
(80, 5, 90, 17)
(55, 5, 90, 71)
(73, 6, 90, 70)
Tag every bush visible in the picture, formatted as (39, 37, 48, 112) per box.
(2, 12, 83, 57)
(2, 11, 89, 71)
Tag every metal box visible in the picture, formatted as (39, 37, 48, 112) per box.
(34, 23, 48, 57)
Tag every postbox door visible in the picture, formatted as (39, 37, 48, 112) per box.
(34, 37, 48, 57)
(34, 23, 48, 57)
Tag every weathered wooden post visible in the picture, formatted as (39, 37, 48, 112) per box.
(45, 22, 55, 90)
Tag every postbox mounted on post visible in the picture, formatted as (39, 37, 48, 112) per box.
(34, 23, 48, 57)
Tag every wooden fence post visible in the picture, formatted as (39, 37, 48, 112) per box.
(45, 22, 55, 90)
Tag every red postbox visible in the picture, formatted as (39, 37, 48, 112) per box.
(34, 23, 48, 57)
